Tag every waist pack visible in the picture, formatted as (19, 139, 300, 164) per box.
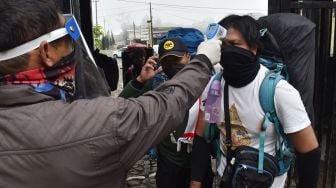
(220, 146, 279, 188)
(219, 82, 281, 188)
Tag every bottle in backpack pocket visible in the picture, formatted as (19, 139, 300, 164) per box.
(204, 79, 222, 123)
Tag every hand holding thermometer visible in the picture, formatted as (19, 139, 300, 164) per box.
(206, 23, 227, 40)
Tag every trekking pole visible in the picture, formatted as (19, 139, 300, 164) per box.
(144, 156, 151, 188)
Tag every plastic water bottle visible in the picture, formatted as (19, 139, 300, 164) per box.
(204, 79, 222, 123)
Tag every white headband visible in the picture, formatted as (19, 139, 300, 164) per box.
(0, 28, 68, 61)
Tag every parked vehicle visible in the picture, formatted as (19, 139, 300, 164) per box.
(112, 47, 127, 58)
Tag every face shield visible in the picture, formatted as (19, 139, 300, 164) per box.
(0, 15, 110, 101)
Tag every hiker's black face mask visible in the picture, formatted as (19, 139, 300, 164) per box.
(162, 62, 186, 79)
(220, 45, 260, 88)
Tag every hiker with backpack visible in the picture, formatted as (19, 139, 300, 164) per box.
(190, 15, 320, 188)
(119, 36, 213, 188)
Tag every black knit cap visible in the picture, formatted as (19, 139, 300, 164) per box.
(158, 37, 188, 61)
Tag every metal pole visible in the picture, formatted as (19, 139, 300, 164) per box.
(104, 17, 106, 31)
(96, 0, 98, 26)
(149, 2, 153, 47)
(133, 21, 136, 41)
(92, 0, 99, 26)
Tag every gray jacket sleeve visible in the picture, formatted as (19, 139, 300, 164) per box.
(116, 55, 212, 169)
(54, 55, 213, 171)
(0, 55, 212, 187)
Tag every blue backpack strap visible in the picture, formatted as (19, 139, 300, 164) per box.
(258, 112, 272, 173)
(204, 123, 217, 143)
(258, 69, 284, 173)
(259, 71, 283, 114)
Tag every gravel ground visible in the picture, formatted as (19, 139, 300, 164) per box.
(125, 157, 157, 188)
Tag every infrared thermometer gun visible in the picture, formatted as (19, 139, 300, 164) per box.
(206, 23, 227, 40)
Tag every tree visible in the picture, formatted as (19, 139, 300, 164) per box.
(102, 35, 110, 50)
(93, 25, 104, 49)
(110, 30, 116, 46)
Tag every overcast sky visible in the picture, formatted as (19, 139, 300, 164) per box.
(92, 0, 268, 35)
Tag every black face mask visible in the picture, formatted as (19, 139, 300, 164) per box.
(162, 62, 186, 79)
(220, 45, 260, 88)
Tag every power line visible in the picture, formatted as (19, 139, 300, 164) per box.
(98, 5, 145, 11)
(152, 9, 199, 22)
(153, 7, 243, 15)
(117, 0, 147, 5)
(117, 0, 267, 11)
(155, 3, 265, 11)
(157, 4, 265, 13)
(99, 8, 148, 17)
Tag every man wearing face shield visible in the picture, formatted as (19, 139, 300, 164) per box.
(190, 15, 320, 188)
(0, 0, 222, 187)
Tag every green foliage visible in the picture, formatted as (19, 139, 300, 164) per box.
(93, 25, 104, 49)
(110, 31, 115, 46)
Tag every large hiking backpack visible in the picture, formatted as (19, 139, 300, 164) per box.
(160, 28, 204, 57)
(258, 13, 316, 123)
(256, 13, 316, 175)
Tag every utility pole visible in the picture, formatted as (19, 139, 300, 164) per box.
(133, 21, 136, 42)
(149, 2, 153, 47)
(92, 0, 99, 26)
(104, 17, 106, 31)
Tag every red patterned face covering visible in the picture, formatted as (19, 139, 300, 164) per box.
(0, 50, 76, 99)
